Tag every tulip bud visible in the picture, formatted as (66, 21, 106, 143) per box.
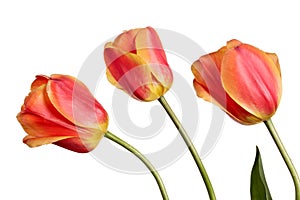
(192, 39, 282, 125)
(17, 74, 108, 153)
(104, 26, 173, 101)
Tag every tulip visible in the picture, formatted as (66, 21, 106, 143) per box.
(192, 39, 282, 125)
(17, 74, 170, 199)
(105, 27, 216, 198)
(17, 74, 108, 153)
(104, 26, 173, 101)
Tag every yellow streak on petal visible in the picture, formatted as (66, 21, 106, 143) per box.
(106, 68, 120, 88)
(266, 52, 281, 76)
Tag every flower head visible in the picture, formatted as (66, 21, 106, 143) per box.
(104, 26, 173, 101)
(17, 74, 108, 152)
(192, 39, 282, 125)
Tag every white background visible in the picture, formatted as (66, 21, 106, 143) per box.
(1, 0, 300, 199)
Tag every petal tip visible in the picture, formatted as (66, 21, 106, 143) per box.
(226, 39, 242, 49)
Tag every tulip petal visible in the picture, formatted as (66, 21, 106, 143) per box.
(47, 74, 108, 131)
(18, 113, 103, 152)
(135, 27, 169, 66)
(104, 45, 157, 101)
(17, 113, 78, 138)
(191, 52, 227, 104)
(24, 135, 97, 153)
(104, 43, 147, 74)
(191, 46, 228, 91)
(21, 82, 73, 126)
(18, 74, 106, 153)
(148, 63, 173, 90)
(193, 78, 262, 125)
(266, 53, 281, 76)
(31, 75, 49, 90)
(221, 43, 282, 119)
(23, 135, 74, 147)
(192, 52, 262, 125)
(135, 27, 173, 90)
(192, 79, 212, 102)
(54, 137, 100, 153)
(113, 28, 141, 53)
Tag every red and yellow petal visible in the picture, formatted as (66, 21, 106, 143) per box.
(104, 45, 158, 100)
(54, 131, 103, 153)
(21, 82, 71, 125)
(135, 27, 172, 92)
(192, 51, 264, 125)
(18, 113, 103, 153)
(149, 64, 173, 91)
(221, 94, 263, 125)
(104, 43, 147, 81)
(221, 42, 282, 119)
(135, 27, 169, 66)
(17, 113, 77, 138)
(193, 79, 262, 125)
(47, 74, 108, 131)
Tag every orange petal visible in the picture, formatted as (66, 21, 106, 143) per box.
(17, 113, 78, 138)
(31, 75, 49, 90)
(191, 54, 226, 104)
(221, 43, 282, 119)
(266, 52, 281, 76)
(23, 135, 74, 147)
(192, 52, 263, 125)
(226, 39, 242, 49)
(47, 74, 108, 131)
(193, 79, 212, 102)
(18, 113, 103, 152)
(191, 46, 227, 86)
(21, 83, 72, 126)
(24, 135, 99, 153)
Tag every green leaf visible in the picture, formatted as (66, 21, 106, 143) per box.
(250, 146, 272, 200)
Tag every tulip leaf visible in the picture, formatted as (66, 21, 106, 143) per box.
(250, 146, 272, 200)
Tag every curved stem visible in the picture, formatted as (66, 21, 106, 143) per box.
(158, 96, 216, 200)
(264, 119, 300, 200)
(104, 131, 169, 200)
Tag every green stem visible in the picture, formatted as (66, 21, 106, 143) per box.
(158, 96, 216, 200)
(264, 119, 300, 200)
(104, 131, 169, 200)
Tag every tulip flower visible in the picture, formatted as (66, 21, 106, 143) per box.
(17, 74, 109, 153)
(104, 26, 173, 101)
(104, 27, 216, 199)
(192, 39, 282, 125)
(17, 74, 169, 199)
(192, 39, 300, 199)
